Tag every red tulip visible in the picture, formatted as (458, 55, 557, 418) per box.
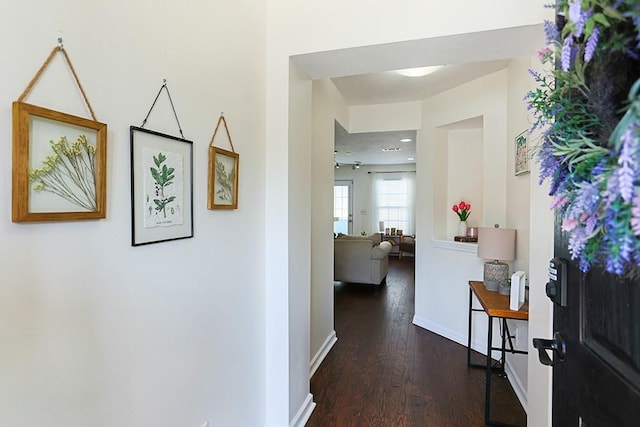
(465, 203, 471, 210)
(452, 205, 459, 212)
(458, 201, 466, 210)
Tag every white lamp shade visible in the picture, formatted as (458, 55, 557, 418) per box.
(477, 227, 516, 261)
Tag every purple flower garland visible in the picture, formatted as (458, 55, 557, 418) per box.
(527, 0, 640, 275)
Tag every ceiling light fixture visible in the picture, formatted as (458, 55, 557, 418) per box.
(408, 157, 415, 161)
(395, 65, 442, 77)
(400, 138, 412, 142)
(382, 147, 402, 152)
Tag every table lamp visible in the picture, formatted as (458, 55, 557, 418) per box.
(477, 225, 516, 292)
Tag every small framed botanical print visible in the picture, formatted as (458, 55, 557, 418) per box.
(515, 130, 529, 176)
(208, 146, 239, 210)
(130, 126, 194, 246)
(12, 102, 107, 222)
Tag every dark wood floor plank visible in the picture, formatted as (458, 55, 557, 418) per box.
(307, 258, 527, 426)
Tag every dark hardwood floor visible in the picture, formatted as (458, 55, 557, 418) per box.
(307, 258, 526, 427)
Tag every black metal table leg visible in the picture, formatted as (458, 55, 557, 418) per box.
(486, 315, 493, 425)
(467, 288, 473, 366)
(501, 318, 507, 370)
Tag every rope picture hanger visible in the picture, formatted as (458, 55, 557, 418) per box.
(208, 113, 239, 210)
(12, 38, 107, 223)
(18, 38, 98, 121)
(209, 113, 236, 153)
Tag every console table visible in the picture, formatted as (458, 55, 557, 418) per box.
(467, 280, 528, 426)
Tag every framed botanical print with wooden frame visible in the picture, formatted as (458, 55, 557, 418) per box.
(130, 126, 194, 246)
(12, 102, 107, 222)
(514, 130, 529, 176)
(208, 146, 239, 210)
(207, 114, 239, 210)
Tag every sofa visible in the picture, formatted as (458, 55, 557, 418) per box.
(334, 234, 392, 285)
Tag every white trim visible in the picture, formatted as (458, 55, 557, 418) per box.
(289, 393, 316, 427)
(415, 315, 529, 413)
(413, 314, 467, 346)
(412, 314, 502, 361)
(310, 330, 338, 377)
(431, 239, 477, 253)
(505, 360, 528, 413)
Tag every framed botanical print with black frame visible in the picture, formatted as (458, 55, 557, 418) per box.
(130, 126, 194, 246)
(12, 102, 107, 222)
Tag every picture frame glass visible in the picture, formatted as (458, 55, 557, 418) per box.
(29, 116, 99, 213)
(214, 151, 236, 205)
(208, 146, 239, 210)
(12, 102, 107, 222)
(131, 126, 193, 246)
(515, 131, 529, 176)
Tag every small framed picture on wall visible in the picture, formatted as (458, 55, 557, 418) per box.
(515, 130, 529, 176)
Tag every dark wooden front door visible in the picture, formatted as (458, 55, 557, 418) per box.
(535, 219, 640, 425)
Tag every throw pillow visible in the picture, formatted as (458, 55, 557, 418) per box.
(368, 233, 382, 245)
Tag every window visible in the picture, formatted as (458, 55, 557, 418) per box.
(371, 172, 415, 235)
(333, 180, 352, 235)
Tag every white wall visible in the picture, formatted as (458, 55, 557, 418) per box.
(268, 0, 546, 58)
(267, 1, 551, 425)
(0, 2, 554, 426)
(503, 57, 536, 407)
(416, 68, 524, 398)
(1, 1, 267, 426)
(287, 62, 314, 424)
(350, 101, 422, 133)
(445, 128, 484, 238)
(526, 55, 556, 427)
(414, 56, 554, 417)
(417, 70, 507, 340)
(309, 79, 349, 375)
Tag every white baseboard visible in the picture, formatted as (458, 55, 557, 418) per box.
(290, 393, 315, 427)
(412, 314, 468, 348)
(412, 314, 506, 359)
(413, 314, 528, 411)
(505, 360, 528, 413)
(310, 330, 338, 378)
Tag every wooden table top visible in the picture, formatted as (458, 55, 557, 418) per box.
(469, 280, 529, 320)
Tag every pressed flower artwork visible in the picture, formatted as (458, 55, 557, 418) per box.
(30, 131, 98, 212)
(12, 102, 107, 222)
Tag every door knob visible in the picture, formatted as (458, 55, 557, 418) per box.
(533, 332, 567, 366)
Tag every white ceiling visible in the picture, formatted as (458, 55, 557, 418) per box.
(292, 25, 545, 166)
(331, 60, 507, 165)
(334, 122, 416, 166)
(331, 59, 510, 106)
